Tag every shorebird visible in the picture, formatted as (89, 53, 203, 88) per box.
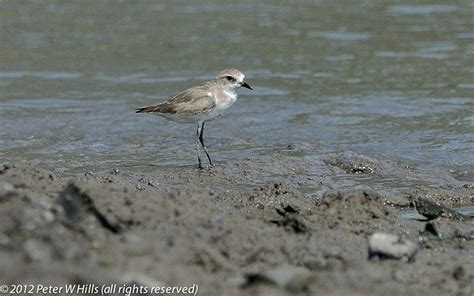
(135, 68, 252, 169)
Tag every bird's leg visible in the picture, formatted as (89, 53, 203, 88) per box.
(199, 122, 214, 166)
(195, 124, 203, 169)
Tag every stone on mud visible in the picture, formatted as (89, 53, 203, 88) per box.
(368, 232, 417, 262)
(244, 264, 314, 292)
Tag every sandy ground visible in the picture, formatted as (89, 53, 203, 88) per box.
(0, 155, 472, 296)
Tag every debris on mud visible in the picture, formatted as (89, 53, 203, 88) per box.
(271, 202, 309, 234)
(57, 183, 121, 233)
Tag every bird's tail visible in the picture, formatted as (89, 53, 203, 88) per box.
(135, 106, 155, 113)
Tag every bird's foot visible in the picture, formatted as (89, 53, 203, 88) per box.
(197, 164, 214, 170)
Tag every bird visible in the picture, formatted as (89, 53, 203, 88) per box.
(135, 68, 253, 169)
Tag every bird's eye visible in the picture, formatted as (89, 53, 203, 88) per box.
(226, 76, 236, 82)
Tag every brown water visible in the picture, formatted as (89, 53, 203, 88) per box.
(1, 0, 473, 192)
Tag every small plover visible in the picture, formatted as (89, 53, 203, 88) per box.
(135, 68, 252, 169)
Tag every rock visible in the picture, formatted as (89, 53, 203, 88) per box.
(414, 198, 468, 221)
(368, 232, 417, 262)
(244, 265, 314, 292)
(0, 181, 16, 201)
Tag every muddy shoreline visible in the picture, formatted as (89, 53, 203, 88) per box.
(1, 1, 473, 295)
(0, 156, 472, 296)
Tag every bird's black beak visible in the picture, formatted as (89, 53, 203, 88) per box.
(240, 81, 253, 90)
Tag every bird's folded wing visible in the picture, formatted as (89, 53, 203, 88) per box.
(138, 86, 216, 115)
(164, 87, 216, 114)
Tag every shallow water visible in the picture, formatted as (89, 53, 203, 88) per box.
(1, 1, 473, 192)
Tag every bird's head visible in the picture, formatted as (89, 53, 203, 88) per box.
(216, 68, 252, 90)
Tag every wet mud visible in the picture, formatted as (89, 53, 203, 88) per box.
(0, 158, 472, 296)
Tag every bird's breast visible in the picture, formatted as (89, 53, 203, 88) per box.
(216, 90, 237, 109)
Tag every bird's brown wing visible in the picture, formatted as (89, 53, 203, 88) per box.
(135, 83, 216, 115)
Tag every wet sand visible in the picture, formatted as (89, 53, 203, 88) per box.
(0, 154, 472, 296)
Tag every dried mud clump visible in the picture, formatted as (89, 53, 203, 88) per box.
(246, 181, 303, 212)
(317, 187, 399, 234)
